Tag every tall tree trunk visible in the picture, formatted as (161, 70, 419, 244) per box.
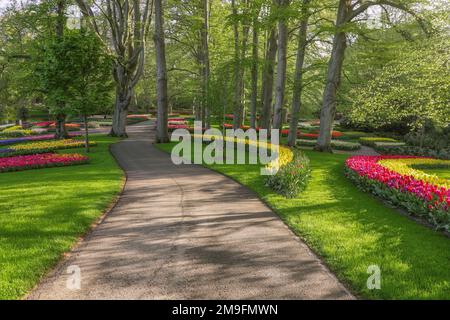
(154, 0, 169, 143)
(76, 0, 152, 138)
(231, 0, 241, 129)
(54, 0, 67, 139)
(110, 83, 131, 137)
(250, 11, 260, 129)
(201, 0, 211, 129)
(272, 0, 290, 130)
(315, 0, 350, 152)
(260, 28, 277, 130)
(288, 0, 310, 147)
(232, 0, 250, 129)
(83, 114, 90, 153)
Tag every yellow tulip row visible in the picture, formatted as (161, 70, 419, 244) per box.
(378, 158, 450, 189)
(192, 134, 294, 170)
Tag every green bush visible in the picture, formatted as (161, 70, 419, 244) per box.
(265, 150, 311, 198)
(296, 139, 361, 151)
(376, 145, 450, 160)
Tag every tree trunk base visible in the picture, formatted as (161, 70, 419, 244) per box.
(314, 144, 334, 153)
(108, 130, 128, 138)
(155, 137, 170, 144)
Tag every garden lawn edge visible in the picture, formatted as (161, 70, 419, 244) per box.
(154, 144, 357, 298)
(9, 136, 126, 299)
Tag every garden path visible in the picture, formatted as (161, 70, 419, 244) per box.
(29, 121, 353, 300)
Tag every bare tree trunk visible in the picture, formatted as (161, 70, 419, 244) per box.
(201, 0, 211, 129)
(76, 0, 153, 138)
(54, 0, 67, 139)
(231, 0, 242, 129)
(154, 0, 169, 143)
(250, 11, 260, 129)
(272, 0, 290, 130)
(288, 0, 310, 147)
(110, 84, 131, 137)
(83, 114, 90, 153)
(260, 28, 277, 130)
(315, 0, 350, 152)
(232, 0, 250, 129)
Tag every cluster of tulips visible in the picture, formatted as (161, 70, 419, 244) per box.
(345, 155, 449, 230)
(0, 153, 89, 173)
(0, 133, 81, 146)
(0, 139, 96, 158)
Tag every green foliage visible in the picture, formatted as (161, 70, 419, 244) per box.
(349, 36, 450, 132)
(376, 145, 450, 160)
(32, 29, 113, 117)
(265, 150, 311, 198)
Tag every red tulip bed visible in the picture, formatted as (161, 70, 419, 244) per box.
(345, 155, 450, 231)
(0, 153, 89, 173)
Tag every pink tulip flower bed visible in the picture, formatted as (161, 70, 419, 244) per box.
(345, 155, 450, 231)
(0, 153, 89, 173)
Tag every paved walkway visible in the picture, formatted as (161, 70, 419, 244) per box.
(29, 122, 353, 300)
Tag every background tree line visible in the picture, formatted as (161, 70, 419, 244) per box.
(0, 0, 448, 151)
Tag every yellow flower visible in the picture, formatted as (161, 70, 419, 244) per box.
(378, 158, 450, 189)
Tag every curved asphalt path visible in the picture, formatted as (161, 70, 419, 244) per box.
(29, 122, 353, 300)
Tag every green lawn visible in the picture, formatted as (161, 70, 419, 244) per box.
(420, 168, 450, 180)
(157, 142, 450, 299)
(0, 135, 124, 299)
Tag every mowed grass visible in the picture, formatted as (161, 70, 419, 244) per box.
(0, 135, 124, 299)
(420, 167, 450, 180)
(157, 143, 450, 299)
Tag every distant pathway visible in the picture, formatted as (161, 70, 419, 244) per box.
(350, 145, 380, 156)
(29, 121, 353, 300)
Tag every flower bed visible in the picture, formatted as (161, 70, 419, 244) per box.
(378, 158, 449, 189)
(33, 121, 54, 128)
(297, 139, 361, 151)
(0, 133, 81, 146)
(300, 131, 343, 140)
(0, 139, 96, 157)
(345, 155, 450, 231)
(0, 153, 89, 173)
(265, 150, 311, 198)
(193, 133, 309, 198)
(0, 126, 34, 138)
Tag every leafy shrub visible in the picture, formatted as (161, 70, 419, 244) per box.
(376, 145, 450, 160)
(265, 150, 311, 198)
(296, 139, 361, 151)
(404, 124, 450, 150)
